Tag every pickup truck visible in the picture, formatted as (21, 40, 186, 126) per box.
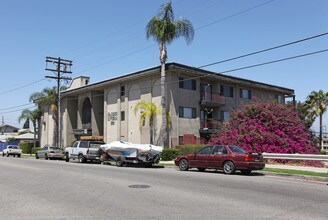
(2, 145, 22, 157)
(65, 140, 105, 163)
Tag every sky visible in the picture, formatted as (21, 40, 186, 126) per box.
(0, 0, 327, 132)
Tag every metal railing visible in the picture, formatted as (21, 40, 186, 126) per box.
(200, 118, 224, 129)
(262, 153, 328, 161)
(200, 92, 225, 104)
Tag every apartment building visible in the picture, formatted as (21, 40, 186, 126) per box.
(39, 63, 294, 148)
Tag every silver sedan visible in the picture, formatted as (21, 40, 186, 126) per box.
(35, 146, 65, 160)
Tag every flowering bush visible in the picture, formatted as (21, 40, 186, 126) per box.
(210, 101, 319, 155)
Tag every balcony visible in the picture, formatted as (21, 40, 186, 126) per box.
(200, 92, 225, 106)
(199, 118, 225, 134)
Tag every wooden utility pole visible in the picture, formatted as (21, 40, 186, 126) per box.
(45, 57, 72, 148)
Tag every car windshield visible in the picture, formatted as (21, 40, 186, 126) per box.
(229, 146, 247, 154)
(49, 147, 61, 150)
(9, 146, 18, 149)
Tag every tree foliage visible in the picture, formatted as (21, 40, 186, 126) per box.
(210, 101, 319, 154)
(303, 90, 328, 149)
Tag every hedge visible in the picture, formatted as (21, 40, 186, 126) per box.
(19, 142, 37, 154)
(176, 144, 206, 156)
(161, 148, 179, 161)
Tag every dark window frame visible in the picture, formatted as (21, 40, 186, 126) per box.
(179, 77, 196, 90)
(179, 106, 197, 119)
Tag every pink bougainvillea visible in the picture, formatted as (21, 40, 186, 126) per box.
(210, 101, 319, 155)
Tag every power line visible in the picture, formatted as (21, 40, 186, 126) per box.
(198, 31, 328, 68)
(0, 78, 47, 96)
(196, 0, 275, 31)
(218, 48, 328, 74)
(0, 103, 35, 112)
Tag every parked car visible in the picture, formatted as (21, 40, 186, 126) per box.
(35, 146, 65, 160)
(65, 140, 105, 163)
(174, 145, 265, 175)
(2, 145, 22, 157)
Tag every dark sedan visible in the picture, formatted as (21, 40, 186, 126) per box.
(174, 145, 265, 175)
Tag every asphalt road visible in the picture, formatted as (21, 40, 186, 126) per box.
(0, 157, 327, 220)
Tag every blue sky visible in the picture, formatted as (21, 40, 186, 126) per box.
(0, 0, 327, 132)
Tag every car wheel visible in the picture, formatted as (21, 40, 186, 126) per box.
(178, 159, 189, 171)
(197, 168, 206, 172)
(65, 153, 70, 162)
(13, 155, 15, 157)
(2, 152, 4, 157)
(35, 153, 39, 159)
(44, 154, 48, 160)
(223, 161, 235, 174)
(116, 157, 124, 167)
(78, 154, 86, 163)
(17, 154, 21, 158)
(241, 170, 252, 175)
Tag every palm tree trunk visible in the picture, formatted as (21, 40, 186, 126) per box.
(320, 114, 323, 149)
(160, 42, 168, 148)
(150, 118, 154, 145)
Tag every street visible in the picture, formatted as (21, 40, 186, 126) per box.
(0, 157, 327, 220)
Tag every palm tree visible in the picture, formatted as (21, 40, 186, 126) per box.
(134, 101, 162, 144)
(146, 1, 194, 147)
(18, 108, 42, 152)
(29, 86, 67, 146)
(304, 90, 328, 149)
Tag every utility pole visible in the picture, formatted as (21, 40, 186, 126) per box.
(45, 57, 72, 149)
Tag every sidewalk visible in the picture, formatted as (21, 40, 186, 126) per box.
(265, 164, 327, 174)
(160, 161, 328, 174)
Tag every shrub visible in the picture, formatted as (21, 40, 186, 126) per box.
(19, 142, 34, 154)
(210, 101, 319, 155)
(320, 149, 327, 155)
(161, 148, 179, 161)
(32, 147, 41, 154)
(177, 144, 206, 155)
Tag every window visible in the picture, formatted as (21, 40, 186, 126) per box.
(196, 146, 214, 155)
(240, 89, 251, 99)
(120, 86, 125, 96)
(121, 111, 125, 121)
(275, 95, 282, 103)
(179, 107, 196, 118)
(220, 85, 234, 97)
(179, 77, 196, 90)
(79, 141, 88, 148)
(212, 146, 227, 155)
(220, 111, 230, 121)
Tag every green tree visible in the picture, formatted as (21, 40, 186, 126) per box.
(18, 108, 42, 152)
(146, 1, 194, 147)
(304, 90, 328, 149)
(134, 101, 161, 144)
(29, 86, 66, 146)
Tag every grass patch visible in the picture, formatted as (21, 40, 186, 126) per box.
(156, 163, 176, 167)
(263, 168, 328, 178)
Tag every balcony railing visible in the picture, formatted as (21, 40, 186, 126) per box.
(200, 118, 225, 130)
(200, 92, 225, 105)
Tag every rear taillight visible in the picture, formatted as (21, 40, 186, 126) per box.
(245, 154, 254, 161)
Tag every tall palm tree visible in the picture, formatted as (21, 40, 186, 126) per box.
(18, 108, 42, 152)
(29, 86, 67, 146)
(134, 101, 162, 144)
(304, 90, 328, 149)
(146, 1, 194, 147)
